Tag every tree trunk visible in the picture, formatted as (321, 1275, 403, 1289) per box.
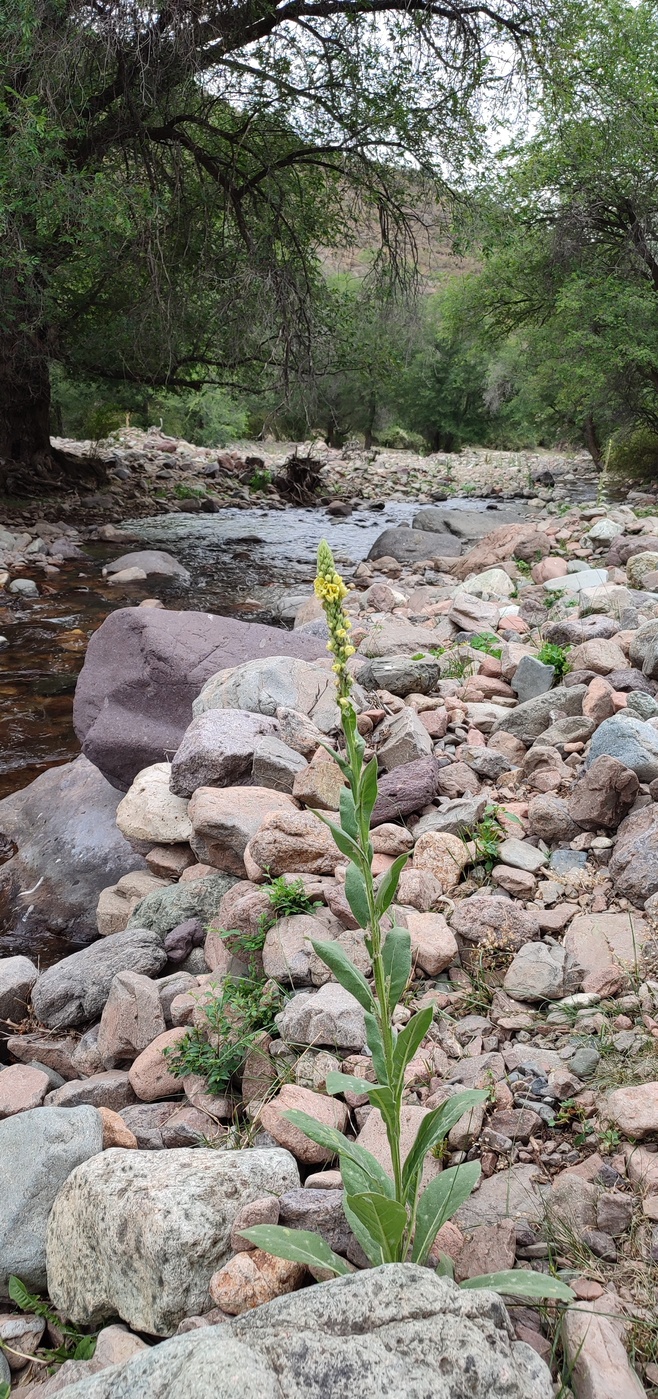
(0, 328, 107, 496)
(583, 414, 603, 471)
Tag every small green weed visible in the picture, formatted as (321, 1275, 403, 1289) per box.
(249, 468, 273, 491)
(514, 558, 532, 577)
(544, 588, 566, 609)
(264, 874, 321, 922)
(164, 976, 283, 1096)
(174, 483, 205, 499)
(470, 632, 502, 659)
(4, 1276, 97, 1372)
(466, 803, 507, 872)
(537, 642, 571, 680)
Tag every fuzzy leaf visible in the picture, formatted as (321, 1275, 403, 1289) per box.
(392, 1006, 434, 1083)
(325, 1071, 381, 1098)
(345, 1192, 407, 1263)
(364, 1012, 388, 1084)
(310, 939, 375, 1012)
(360, 756, 379, 824)
(412, 1162, 481, 1264)
(381, 926, 412, 1006)
(239, 1225, 351, 1276)
(461, 1271, 575, 1302)
(344, 861, 371, 929)
(313, 811, 362, 863)
(374, 851, 409, 916)
(339, 786, 359, 840)
(283, 1109, 394, 1196)
(343, 1194, 384, 1265)
(435, 1252, 455, 1279)
(401, 1091, 488, 1195)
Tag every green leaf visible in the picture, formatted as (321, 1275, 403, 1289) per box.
(310, 939, 375, 1013)
(381, 926, 412, 1006)
(364, 1011, 388, 1084)
(435, 1251, 455, 1279)
(238, 1225, 351, 1276)
(313, 736, 352, 781)
(392, 1006, 433, 1082)
(313, 811, 362, 863)
(343, 1194, 384, 1266)
(374, 851, 409, 916)
(412, 1162, 481, 1264)
(401, 1091, 488, 1195)
(0, 1383, 10, 1399)
(325, 1070, 382, 1098)
(8, 1276, 39, 1312)
(282, 1109, 395, 1196)
(339, 785, 359, 840)
(461, 1271, 575, 1302)
(345, 1192, 408, 1263)
(360, 756, 379, 824)
(73, 1336, 97, 1361)
(344, 861, 371, 929)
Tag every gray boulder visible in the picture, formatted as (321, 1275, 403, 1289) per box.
(415, 506, 527, 540)
(491, 685, 586, 744)
(73, 608, 327, 791)
(0, 955, 38, 1036)
(170, 710, 280, 798)
(0, 757, 146, 950)
(629, 618, 658, 670)
(31, 928, 167, 1029)
(609, 804, 658, 906)
(587, 714, 658, 783)
(103, 550, 190, 581)
(126, 872, 237, 937)
(46, 1147, 300, 1336)
(357, 655, 440, 697)
(503, 942, 579, 1002)
(0, 1106, 102, 1298)
(511, 656, 555, 703)
(368, 526, 461, 563)
(193, 656, 357, 735)
(411, 796, 487, 839)
(50, 1264, 552, 1398)
(252, 736, 307, 792)
(276, 983, 367, 1050)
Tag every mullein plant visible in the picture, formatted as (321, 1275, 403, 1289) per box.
(242, 542, 573, 1302)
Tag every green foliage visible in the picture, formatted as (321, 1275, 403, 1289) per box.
(470, 633, 503, 658)
(466, 803, 508, 873)
(607, 426, 658, 485)
(164, 976, 283, 1096)
(243, 542, 575, 1308)
(248, 469, 273, 492)
(0, 1383, 9, 1399)
(6, 1276, 97, 1368)
(536, 642, 571, 680)
(265, 876, 320, 922)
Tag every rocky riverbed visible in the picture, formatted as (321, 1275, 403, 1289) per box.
(2, 446, 658, 1396)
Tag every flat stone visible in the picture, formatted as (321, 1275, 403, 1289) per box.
(496, 838, 547, 873)
(377, 707, 433, 771)
(609, 803, 658, 905)
(104, 549, 190, 580)
(209, 1249, 304, 1316)
(40, 1264, 553, 1398)
(563, 1298, 645, 1399)
(491, 686, 587, 745)
(127, 871, 237, 937)
(31, 928, 168, 1030)
(605, 1083, 658, 1139)
(189, 786, 297, 874)
(46, 1147, 300, 1335)
(454, 1218, 516, 1283)
(503, 942, 573, 1002)
(96, 870, 168, 936)
(97, 970, 166, 1067)
(46, 1071, 136, 1111)
(357, 655, 440, 697)
(370, 756, 446, 825)
(544, 568, 609, 593)
(395, 909, 458, 975)
(564, 913, 649, 983)
(455, 1165, 547, 1230)
(450, 895, 540, 952)
(292, 748, 346, 810)
(411, 796, 487, 840)
(0, 1105, 103, 1298)
(170, 710, 280, 797)
(369, 525, 461, 562)
(193, 657, 350, 736)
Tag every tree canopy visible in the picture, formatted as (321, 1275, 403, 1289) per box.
(0, 0, 547, 487)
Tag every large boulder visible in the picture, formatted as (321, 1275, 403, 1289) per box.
(103, 549, 190, 581)
(193, 657, 356, 735)
(31, 927, 168, 1029)
(46, 1147, 300, 1336)
(608, 805, 658, 906)
(170, 711, 280, 797)
(73, 609, 328, 791)
(49, 1265, 552, 1399)
(490, 686, 586, 745)
(0, 1106, 102, 1298)
(587, 714, 658, 782)
(126, 871, 237, 937)
(0, 757, 147, 950)
(368, 526, 461, 562)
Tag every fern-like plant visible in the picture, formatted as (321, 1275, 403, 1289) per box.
(241, 541, 573, 1304)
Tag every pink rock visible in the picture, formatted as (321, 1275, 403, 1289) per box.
(454, 1218, 516, 1282)
(98, 1106, 139, 1149)
(209, 1249, 304, 1315)
(97, 970, 166, 1069)
(582, 676, 615, 725)
(466, 727, 486, 746)
(531, 557, 568, 584)
(356, 1105, 442, 1191)
(418, 708, 448, 738)
(500, 614, 529, 634)
(0, 1063, 50, 1116)
(230, 1196, 280, 1252)
(259, 1084, 348, 1164)
(398, 910, 458, 975)
(563, 1298, 645, 1399)
(606, 1083, 658, 1139)
(611, 690, 628, 710)
(127, 1028, 187, 1101)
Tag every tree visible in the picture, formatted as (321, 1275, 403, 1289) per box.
(1, 0, 549, 489)
(458, 0, 658, 463)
